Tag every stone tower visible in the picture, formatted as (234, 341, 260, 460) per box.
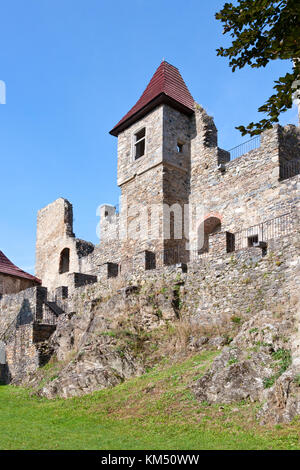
(110, 61, 195, 265)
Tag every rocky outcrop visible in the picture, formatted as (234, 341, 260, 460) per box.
(193, 346, 274, 403)
(26, 285, 178, 398)
(258, 370, 300, 424)
(39, 340, 142, 399)
(193, 310, 296, 409)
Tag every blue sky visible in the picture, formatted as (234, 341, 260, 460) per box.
(0, 0, 298, 273)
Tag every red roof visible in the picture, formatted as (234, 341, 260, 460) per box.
(110, 61, 194, 136)
(0, 251, 41, 284)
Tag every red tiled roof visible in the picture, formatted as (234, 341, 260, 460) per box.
(110, 61, 195, 136)
(0, 251, 41, 284)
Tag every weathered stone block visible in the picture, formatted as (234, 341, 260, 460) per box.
(69, 273, 97, 289)
(98, 262, 119, 279)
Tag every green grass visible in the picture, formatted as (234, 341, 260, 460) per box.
(0, 351, 299, 450)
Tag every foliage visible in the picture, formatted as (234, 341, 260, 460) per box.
(231, 315, 242, 324)
(263, 348, 292, 388)
(216, 0, 300, 135)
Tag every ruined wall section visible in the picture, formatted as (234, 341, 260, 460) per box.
(79, 204, 121, 276)
(5, 324, 38, 384)
(278, 124, 300, 163)
(0, 286, 48, 383)
(36, 198, 94, 290)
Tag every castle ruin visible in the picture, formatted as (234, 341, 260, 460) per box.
(0, 61, 299, 407)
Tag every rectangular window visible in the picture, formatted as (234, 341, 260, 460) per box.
(226, 232, 235, 253)
(134, 128, 146, 160)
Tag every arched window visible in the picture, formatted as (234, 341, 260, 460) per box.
(59, 248, 70, 274)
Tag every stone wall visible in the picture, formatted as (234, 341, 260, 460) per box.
(188, 112, 300, 252)
(5, 324, 38, 384)
(64, 230, 299, 332)
(0, 287, 46, 339)
(0, 286, 49, 383)
(116, 105, 165, 260)
(117, 106, 164, 186)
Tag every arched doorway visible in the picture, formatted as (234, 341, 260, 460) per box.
(197, 214, 222, 254)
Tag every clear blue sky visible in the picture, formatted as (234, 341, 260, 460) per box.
(0, 0, 297, 273)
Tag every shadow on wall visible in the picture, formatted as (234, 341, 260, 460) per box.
(16, 299, 34, 327)
(0, 298, 36, 385)
(0, 364, 11, 385)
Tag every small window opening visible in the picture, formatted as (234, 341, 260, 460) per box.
(105, 211, 108, 217)
(226, 232, 235, 253)
(247, 235, 258, 247)
(59, 248, 70, 274)
(134, 128, 146, 160)
(177, 142, 183, 153)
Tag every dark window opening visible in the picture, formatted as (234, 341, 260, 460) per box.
(177, 142, 183, 153)
(145, 251, 156, 270)
(134, 128, 146, 159)
(247, 235, 258, 247)
(279, 160, 300, 180)
(226, 232, 235, 253)
(105, 211, 108, 217)
(59, 248, 70, 274)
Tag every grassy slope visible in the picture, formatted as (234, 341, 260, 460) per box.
(1, 351, 299, 450)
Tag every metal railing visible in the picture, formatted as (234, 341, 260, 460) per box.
(39, 304, 57, 325)
(228, 135, 261, 161)
(280, 160, 300, 180)
(234, 212, 295, 251)
(35, 301, 64, 326)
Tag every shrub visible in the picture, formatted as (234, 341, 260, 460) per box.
(263, 349, 292, 389)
